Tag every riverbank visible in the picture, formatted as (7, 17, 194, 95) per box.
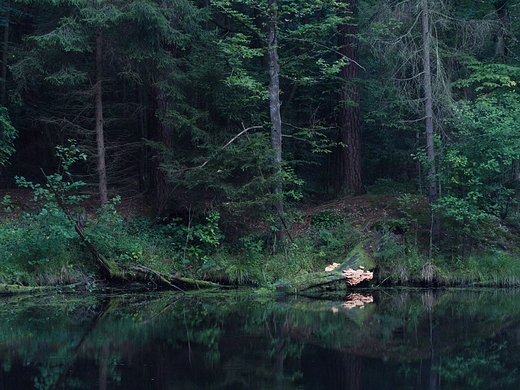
(1, 188, 520, 291)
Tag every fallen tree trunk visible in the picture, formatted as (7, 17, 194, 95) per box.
(42, 170, 220, 291)
(276, 242, 375, 293)
(0, 284, 51, 295)
(129, 265, 220, 290)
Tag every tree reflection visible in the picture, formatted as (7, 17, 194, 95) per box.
(1, 290, 520, 389)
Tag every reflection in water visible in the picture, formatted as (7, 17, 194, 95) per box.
(1, 289, 520, 389)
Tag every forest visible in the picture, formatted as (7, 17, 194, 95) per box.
(1, 0, 520, 290)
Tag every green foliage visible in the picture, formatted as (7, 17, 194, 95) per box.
(223, 237, 264, 284)
(1, 153, 226, 286)
(303, 210, 362, 268)
(0, 143, 92, 285)
(434, 251, 520, 287)
(0, 200, 89, 285)
(163, 210, 224, 265)
(372, 219, 416, 284)
(2, 194, 12, 212)
(0, 106, 17, 167)
(5, 0, 520, 288)
(16, 141, 88, 205)
(453, 60, 520, 94)
(194, 0, 353, 219)
(438, 61, 520, 242)
(311, 210, 345, 229)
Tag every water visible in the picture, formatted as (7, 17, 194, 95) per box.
(1, 288, 520, 389)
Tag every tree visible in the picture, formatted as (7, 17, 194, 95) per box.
(129, 0, 207, 213)
(337, 0, 365, 196)
(494, 0, 510, 61)
(94, 25, 107, 204)
(267, 0, 283, 223)
(210, 0, 354, 225)
(421, 0, 440, 247)
(0, 105, 16, 167)
(10, 0, 205, 209)
(10, 0, 125, 204)
(0, 1, 16, 169)
(438, 61, 520, 248)
(211, 0, 286, 232)
(363, 0, 458, 247)
(1, 0, 10, 105)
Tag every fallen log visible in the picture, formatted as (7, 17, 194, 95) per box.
(129, 265, 221, 290)
(0, 284, 50, 295)
(276, 242, 376, 293)
(42, 169, 220, 291)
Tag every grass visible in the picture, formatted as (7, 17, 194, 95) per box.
(436, 252, 520, 287)
(2, 186, 520, 290)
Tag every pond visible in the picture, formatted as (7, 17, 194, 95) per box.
(1, 288, 520, 389)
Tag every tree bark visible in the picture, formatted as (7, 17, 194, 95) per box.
(267, 0, 284, 228)
(149, 83, 174, 215)
(1, 0, 10, 106)
(422, 0, 440, 247)
(494, 0, 510, 62)
(138, 84, 148, 192)
(337, 0, 365, 196)
(95, 27, 108, 205)
(148, 1, 177, 215)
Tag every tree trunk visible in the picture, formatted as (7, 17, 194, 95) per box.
(267, 0, 283, 226)
(95, 27, 108, 205)
(1, 0, 10, 106)
(149, 83, 174, 214)
(422, 0, 440, 248)
(149, 2, 177, 215)
(494, 0, 509, 62)
(337, 0, 365, 196)
(276, 242, 375, 293)
(138, 84, 148, 192)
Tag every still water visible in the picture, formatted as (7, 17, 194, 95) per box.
(1, 288, 519, 389)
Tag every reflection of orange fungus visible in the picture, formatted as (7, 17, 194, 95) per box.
(342, 293, 374, 309)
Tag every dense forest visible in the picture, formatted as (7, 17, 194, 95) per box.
(1, 0, 520, 289)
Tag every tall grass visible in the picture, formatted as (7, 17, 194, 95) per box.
(437, 252, 520, 287)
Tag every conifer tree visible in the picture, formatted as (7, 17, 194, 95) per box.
(1, 0, 11, 106)
(337, 0, 365, 196)
(11, 0, 205, 207)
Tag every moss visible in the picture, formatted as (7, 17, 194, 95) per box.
(0, 284, 50, 295)
(275, 241, 376, 293)
(339, 242, 376, 271)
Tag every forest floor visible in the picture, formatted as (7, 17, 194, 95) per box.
(290, 193, 428, 235)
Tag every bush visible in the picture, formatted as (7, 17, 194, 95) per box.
(0, 210, 91, 286)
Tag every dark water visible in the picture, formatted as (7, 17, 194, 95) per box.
(1, 288, 520, 390)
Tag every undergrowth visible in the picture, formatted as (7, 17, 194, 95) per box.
(1, 144, 520, 288)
